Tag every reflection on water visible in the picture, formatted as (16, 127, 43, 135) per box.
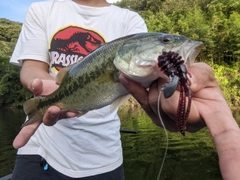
(120, 107, 222, 180)
(0, 107, 240, 179)
(0, 108, 25, 177)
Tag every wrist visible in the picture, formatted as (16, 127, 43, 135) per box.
(204, 111, 238, 137)
(214, 129, 240, 180)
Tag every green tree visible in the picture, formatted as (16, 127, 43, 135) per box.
(1, 1, 240, 108)
(0, 67, 31, 107)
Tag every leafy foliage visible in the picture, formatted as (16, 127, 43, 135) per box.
(0, 67, 32, 107)
(1, 0, 240, 107)
(0, 18, 21, 57)
(114, 0, 240, 107)
(117, 0, 240, 64)
(0, 19, 28, 107)
(212, 63, 240, 107)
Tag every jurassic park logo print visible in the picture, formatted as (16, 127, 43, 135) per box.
(49, 26, 105, 72)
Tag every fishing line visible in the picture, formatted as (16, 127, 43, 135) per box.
(156, 89, 169, 180)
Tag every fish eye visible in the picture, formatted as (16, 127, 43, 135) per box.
(160, 35, 173, 44)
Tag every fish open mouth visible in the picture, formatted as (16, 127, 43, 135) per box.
(178, 40, 204, 67)
(114, 33, 204, 88)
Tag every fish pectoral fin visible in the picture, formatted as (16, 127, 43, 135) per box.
(110, 94, 131, 113)
(21, 97, 43, 127)
(21, 113, 43, 128)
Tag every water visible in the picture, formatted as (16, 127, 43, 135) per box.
(0, 108, 25, 178)
(0, 107, 240, 180)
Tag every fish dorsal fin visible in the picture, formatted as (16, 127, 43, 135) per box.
(56, 65, 73, 85)
(110, 94, 131, 113)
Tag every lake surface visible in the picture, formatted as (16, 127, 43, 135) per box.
(0, 107, 240, 180)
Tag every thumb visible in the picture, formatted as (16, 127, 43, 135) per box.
(31, 79, 43, 96)
(188, 62, 216, 92)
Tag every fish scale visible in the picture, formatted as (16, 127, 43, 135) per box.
(22, 34, 133, 127)
(22, 32, 203, 127)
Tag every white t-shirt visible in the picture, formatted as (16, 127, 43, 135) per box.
(10, 0, 147, 178)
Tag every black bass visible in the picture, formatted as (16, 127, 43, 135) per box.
(113, 33, 203, 87)
(22, 33, 203, 127)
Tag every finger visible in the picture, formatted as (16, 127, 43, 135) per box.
(43, 106, 79, 126)
(13, 120, 42, 149)
(31, 79, 59, 97)
(156, 77, 205, 132)
(43, 106, 60, 126)
(148, 80, 178, 131)
(149, 77, 169, 111)
(119, 74, 160, 123)
(119, 74, 149, 106)
(155, 78, 180, 120)
(59, 111, 79, 119)
(31, 78, 43, 96)
(41, 80, 59, 95)
(188, 62, 216, 92)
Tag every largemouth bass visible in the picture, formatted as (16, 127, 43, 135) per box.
(22, 32, 203, 127)
(114, 33, 203, 87)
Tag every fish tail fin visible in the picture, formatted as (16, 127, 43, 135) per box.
(21, 97, 43, 127)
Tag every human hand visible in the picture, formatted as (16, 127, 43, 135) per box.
(119, 62, 233, 134)
(13, 79, 78, 149)
(120, 62, 240, 180)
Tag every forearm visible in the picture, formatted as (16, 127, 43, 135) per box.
(214, 128, 240, 180)
(20, 60, 55, 92)
(205, 112, 240, 180)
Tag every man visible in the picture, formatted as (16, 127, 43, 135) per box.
(10, 0, 147, 179)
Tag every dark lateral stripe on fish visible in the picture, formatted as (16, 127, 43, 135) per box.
(37, 48, 122, 110)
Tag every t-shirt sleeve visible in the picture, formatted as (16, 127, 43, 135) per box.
(10, 3, 49, 66)
(125, 11, 148, 35)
